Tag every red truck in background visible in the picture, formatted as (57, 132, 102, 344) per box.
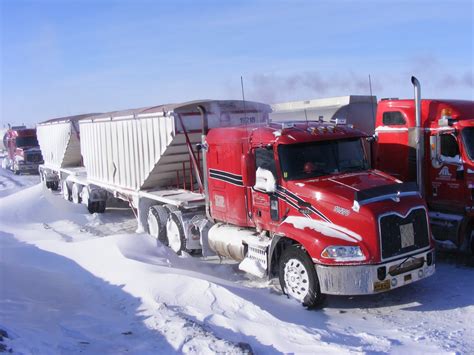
(2, 126, 43, 174)
(271, 77, 474, 254)
(374, 80, 474, 254)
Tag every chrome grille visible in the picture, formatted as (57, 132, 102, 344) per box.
(379, 208, 430, 260)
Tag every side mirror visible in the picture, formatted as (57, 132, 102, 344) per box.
(431, 134, 463, 168)
(254, 167, 276, 193)
(241, 153, 256, 186)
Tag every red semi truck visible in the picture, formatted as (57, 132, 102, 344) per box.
(201, 116, 435, 307)
(39, 100, 435, 308)
(272, 78, 474, 254)
(2, 126, 43, 174)
(374, 79, 474, 253)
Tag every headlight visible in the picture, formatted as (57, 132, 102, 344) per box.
(321, 245, 365, 261)
(18, 160, 25, 165)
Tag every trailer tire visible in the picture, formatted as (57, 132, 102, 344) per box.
(166, 212, 186, 255)
(279, 245, 325, 309)
(148, 205, 170, 245)
(62, 180, 71, 201)
(72, 183, 82, 204)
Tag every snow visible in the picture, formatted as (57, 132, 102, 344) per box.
(0, 166, 473, 354)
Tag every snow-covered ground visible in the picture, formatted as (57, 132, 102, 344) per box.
(0, 166, 473, 354)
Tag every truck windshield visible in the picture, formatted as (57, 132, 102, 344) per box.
(278, 137, 369, 180)
(16, 136, 39, 147)
(462, 128, 474, 161)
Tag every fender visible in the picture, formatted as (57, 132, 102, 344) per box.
(268, 216, 370, 276)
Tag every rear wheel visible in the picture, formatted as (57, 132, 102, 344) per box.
(51, 181, 59, 191)
(72, 183, 82, 204)
(62, 180, 71, 201)
(148, 205, 170, 245)
(166, 212, 186, 255)
(279, 245, 325, 308)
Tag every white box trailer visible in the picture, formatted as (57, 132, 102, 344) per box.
(37, 113, 100, 190)
(40, 100, 271, 247)
(270, 95, 377, 135)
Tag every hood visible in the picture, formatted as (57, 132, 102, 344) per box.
(282, 170, 425, 263)
(287, 170, 399, 208)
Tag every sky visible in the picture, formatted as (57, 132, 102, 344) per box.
(1, 0, 473, 126)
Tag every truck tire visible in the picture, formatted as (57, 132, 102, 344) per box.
(72, 183, 82, 204)
(279, 245, 325, 308)
(50, 181, 59, 191)
(148, 205, 170, 245)
(166, 212, 186, 255)
(62, 180, 71, 201)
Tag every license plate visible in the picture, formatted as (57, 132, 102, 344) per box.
(400, 223, 415, 248)
(374, 280, 391, 292)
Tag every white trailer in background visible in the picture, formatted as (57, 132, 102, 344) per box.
(38, 100, 271, 253)
(270, 95, 377, 135)
(37, 114, 99, 191)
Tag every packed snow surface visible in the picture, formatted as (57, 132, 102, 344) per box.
(0, 166, 473, 354)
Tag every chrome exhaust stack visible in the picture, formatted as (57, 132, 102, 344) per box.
(197, 105, 212, 220)
(411, 76, 424, 197)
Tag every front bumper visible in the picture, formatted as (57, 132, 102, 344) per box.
(316, 249, 435, 295)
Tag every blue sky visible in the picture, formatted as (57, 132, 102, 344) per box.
(1, 0, 473, 126)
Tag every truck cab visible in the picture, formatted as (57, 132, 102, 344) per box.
(2, 126, 43, 174)
(205, 121, 435, 307)
(374, 99, 474, 252)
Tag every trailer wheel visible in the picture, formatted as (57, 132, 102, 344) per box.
(62, 180, 71, 201)
(147, 205, 170, 245)
(279, 245, 325, 308)
(167, 212, 186, 255)
(51, 181, 59, 191)
(72, 183, 82, 204)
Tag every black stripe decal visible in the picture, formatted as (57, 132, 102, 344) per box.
(209, 169, 243, 181)
(277, 185, 331, 223)
(210, 172, 243, 183)
(209, 173, 244, 186)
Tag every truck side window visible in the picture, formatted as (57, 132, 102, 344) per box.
(382, 111, 406, 125)
(440, 134, 459, 158)
(255, 147, 277, 177)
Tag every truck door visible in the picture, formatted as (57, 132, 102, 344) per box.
(428, 132, 465, 210)
(375, 110, 413, 181)
(251, 147, 280, 231)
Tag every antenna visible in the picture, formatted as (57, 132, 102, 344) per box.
(368, 74, 376, 123)
(240, 76, 247, 122)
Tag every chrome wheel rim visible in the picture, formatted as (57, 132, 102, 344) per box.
(284, 258, 310, 302)
(72, 184, 80, 203)
(147, 211, 159, 239)
(62, 181, 69, 200)
(167, 219, 181, 253)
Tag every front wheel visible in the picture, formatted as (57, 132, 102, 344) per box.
(279, 245, 325, 308)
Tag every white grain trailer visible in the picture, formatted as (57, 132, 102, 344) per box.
(41, 100, 270, 253)
(37, 113, 100, 191)
(270, 95, 377, 135)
